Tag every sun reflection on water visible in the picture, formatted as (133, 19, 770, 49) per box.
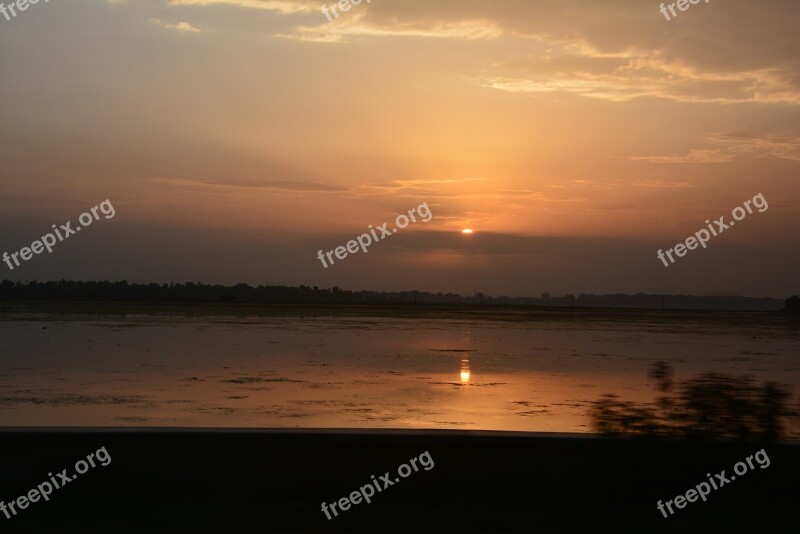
(460, 358, 470, 384)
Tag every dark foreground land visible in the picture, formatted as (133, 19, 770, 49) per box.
(0, 430, 797, 533)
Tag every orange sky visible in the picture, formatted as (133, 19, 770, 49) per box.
(1, 0, 798, 297)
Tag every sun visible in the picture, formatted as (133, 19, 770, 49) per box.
(461, 229, 474, 234)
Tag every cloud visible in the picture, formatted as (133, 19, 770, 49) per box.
(193, 178, 348, 192)
(481, 48, 800, 104)
(150, 18, 201, 33)
(632, 132, 800, 163)
(276, 13, 503, 43)
(363, 178, 478, 192)
(630, 149, 735, 164)
(243, 0, 800, 104)
(630, 180, 696, 189)
(354, 178, 589, 204)
(167, 0, 317, 14)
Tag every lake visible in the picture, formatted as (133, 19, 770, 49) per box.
(1, 306, 798, 436)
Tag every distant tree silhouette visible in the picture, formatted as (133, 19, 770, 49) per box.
(0, 280, 578, 307)
(0, 280, 790, 310)
(590, 362, 794, 441)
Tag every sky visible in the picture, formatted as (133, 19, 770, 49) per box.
(1, 0, 798, 298)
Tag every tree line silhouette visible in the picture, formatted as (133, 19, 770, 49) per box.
(0, 280, 556, 305)
(1, 280, 797, 310)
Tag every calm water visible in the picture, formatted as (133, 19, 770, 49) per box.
(1, 310, 798, 435)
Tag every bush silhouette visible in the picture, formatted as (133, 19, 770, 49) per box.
(590, 362, 794, 441)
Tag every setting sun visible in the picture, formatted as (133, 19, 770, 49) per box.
(462, 229, 474, 234)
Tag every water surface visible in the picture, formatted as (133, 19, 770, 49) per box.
(1, 309, 798, 435)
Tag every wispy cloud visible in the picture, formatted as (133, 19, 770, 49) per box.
(172, 0, 798, 104)
(198, 179, 348, 192)
(630, 149, 735, 164)
(150, 18, 201, 33)
(363, 178, 480, 192)
(481, 50, 800, 105)
(630, 180, 696, 189)
(632, 132, 800, 163)
(167, 0, 317, 14)
(275, 13, 503, 44)
(152, 178, 347, 193)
